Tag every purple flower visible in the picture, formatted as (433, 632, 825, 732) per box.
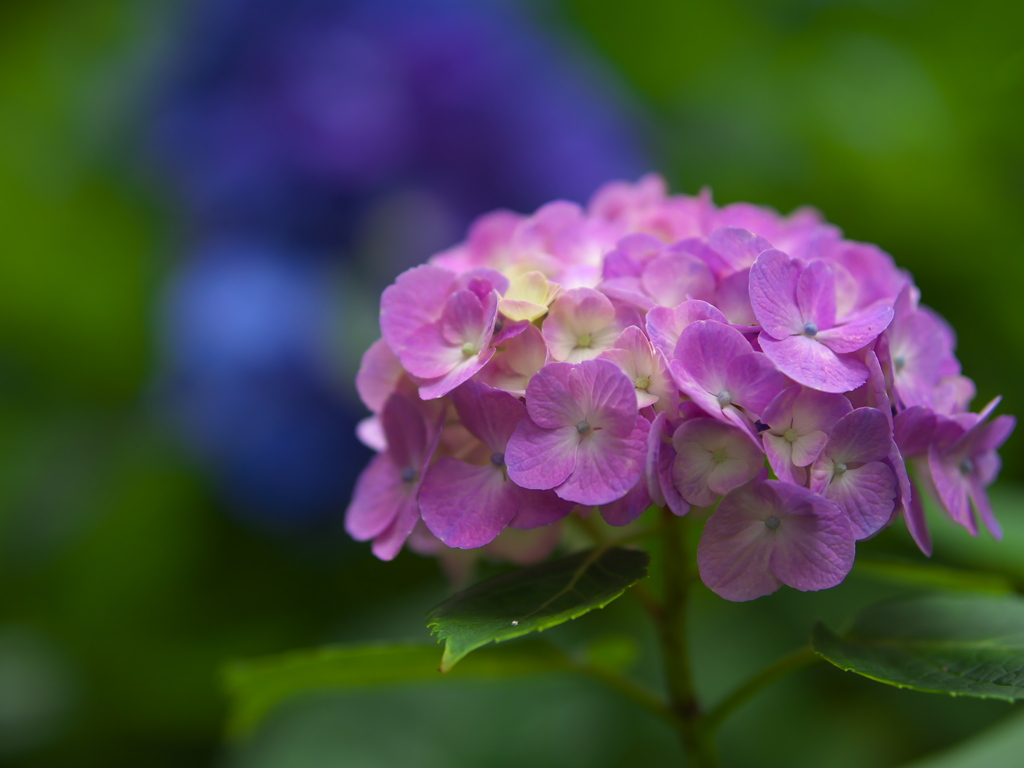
(598, 326, 676, 410)
(345, 393, 438, 560)
(419, 382, 571, 549)
(542, 287, 630, 363)
(671, 419, 764, 507)
(670, 320, 788, 432)
(505, 358, 649, 506)
(698, 477, 855, 602)
(883, 286, 961, 411)
(929, 398, 1016, 538)
(645, 299, 728, 361)
(750, 249, 894, 393)
(810, 408, 897, 540)
(761, 386, 852, 485)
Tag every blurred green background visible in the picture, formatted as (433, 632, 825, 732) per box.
(1, 0, 1023, 766)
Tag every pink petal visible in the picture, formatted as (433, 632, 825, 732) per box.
(647, 412, 689, 516)
(702, 227, 773, 275)
(355, 338, 405, 414)
(928, 444, 975, 533)
(767, 491, 854, 592)
(508, 486, 575, 529)
(380, 265, 455, 352)
(415, 347, 495, 400)
(817, 304, 894, 354)
(969, 479, 1003, 540)
(345, 455, 411, 541)
(381, 393, 428, 470)
(523, 361, 580, 429)
(824, 408, 893, 465)
(758, 333, 869, 393)
(749, 249, 803, 339)
(725, 352, 789, 415)
(674, 320, 755, 394)
(646, 300, 727, 359)
(451, 381, 526, 453)
(568, 358, 638, 436)
(821, 461, 896, 539)
(556, 416, 649, 506)
(697, 484, 780, 601)
(440, 289, 496, 348)
(419, 459, 517, 549)
(715, 268, 758, 326)
(903, 480, 933, 556)
(505, 418, 578, 491)
(599, 477, 652, 526)
(401, 323, 469, 379)
(795, 259, 836, 330)
(763, 433, 800, 485)
(641, 250, 715, 307)
(790, 430, 828, 467)
(370, 494, 421, 561)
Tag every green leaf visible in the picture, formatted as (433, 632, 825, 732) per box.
(426, 546, 650, 672)
(224, 641, 571, 737)
(812, 592, 1024, 700)
(852, 554, 1015, 594)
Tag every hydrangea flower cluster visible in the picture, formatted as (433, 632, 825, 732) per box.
(347, 175, 1014, 601)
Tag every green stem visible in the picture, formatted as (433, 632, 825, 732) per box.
(702, 647, 822, 733)
(658, 509, 718, 766)
(578, 662, 679, 731)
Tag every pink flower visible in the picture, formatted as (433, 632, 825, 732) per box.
(670, 320, 788, 432)
(345, 393, 438, 560)
(505, 358, 650, 506)
(761, 386, 852, 485)
(598, 326, 676, 410)
(698, 476, 855, 601)
(750, 249, 893, 393)
(671, 418, 763, 507)
(419, 382, 572, 549)
(542, 287, 632, 363)
(928, 398, 1016, 538)
(810, 408, 897, 540)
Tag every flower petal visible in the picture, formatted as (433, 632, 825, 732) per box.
(506, 419, 577, 490)
(758, 333, 868, 393)
(420, 459, 517, 548)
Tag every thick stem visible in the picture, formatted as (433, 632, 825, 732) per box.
(658, 509, 718, 766)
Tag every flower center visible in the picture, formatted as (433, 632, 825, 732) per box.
(803, 322, 818, 337)
(635, 375, 651, 390)
(490, 452, 505, 467)
(400, 467, 417, 484)
(461, 342, 477, 357)
(894, 355, 906, 372)
(960, 458, 975, 475)
(783, 428, 798, 443)
(764, 515, 781, 531)
(716, 390, 733, 407)
(577, 333, 592, 349)
(576, 420, 592, 435)
(834, 462, 848, 475)
(711, 448, 728, 464)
